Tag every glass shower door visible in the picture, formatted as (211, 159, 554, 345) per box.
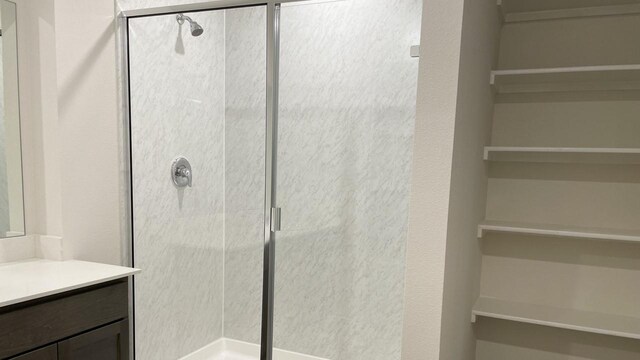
(271, 0, 422, 359)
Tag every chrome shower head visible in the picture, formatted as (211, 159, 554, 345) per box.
(189, 21, 204, 37)
(176, 14, 204, 37)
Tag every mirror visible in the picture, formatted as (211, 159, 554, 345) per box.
(0, 0, 24, 238)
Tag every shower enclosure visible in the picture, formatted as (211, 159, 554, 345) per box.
(120, 0, 421, 359)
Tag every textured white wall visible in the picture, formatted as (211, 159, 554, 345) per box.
(400, 0, 466, 359)
(438, 0, 500, 359)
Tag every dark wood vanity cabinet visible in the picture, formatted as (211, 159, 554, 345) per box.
(0, 279, 130, 360)
(9, 346, 57, 360)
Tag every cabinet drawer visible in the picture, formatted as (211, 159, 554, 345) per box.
(0, 280, 128, 359)
(58, 320, 128, 360)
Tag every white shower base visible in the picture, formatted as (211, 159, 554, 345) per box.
(179, 338, 329, 360)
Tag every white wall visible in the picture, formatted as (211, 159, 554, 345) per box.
(11, 0, 121, 263)
(53, 0, 121, 264)
(401, 1, 501, 359)
(400, 0, 466, 359)
(438, 0, 500, 359)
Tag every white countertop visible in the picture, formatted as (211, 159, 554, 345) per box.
(0, 259, 140, 307)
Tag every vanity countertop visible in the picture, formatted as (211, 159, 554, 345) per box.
(0, 259, 140, 308)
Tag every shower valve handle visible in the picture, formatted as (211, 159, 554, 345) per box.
(171, 157, 192, 188)
(177, 167, 192, 187)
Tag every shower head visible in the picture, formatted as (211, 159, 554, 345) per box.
(189, 21, 204, 37)
(176, 14, 204, 37)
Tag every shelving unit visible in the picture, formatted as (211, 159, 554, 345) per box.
(471, 1, 640, 358)
(472, 297, 640, 340)
(477, 220, 640, 243)
(497, 0, 640, 23)
(483, 146, 640, 163)
(490, 65, 640, 94)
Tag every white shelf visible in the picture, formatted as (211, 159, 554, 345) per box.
(490, 64, 640, 94)
(483, 146, 640, 163)
(478, 220, 640, 243)
(472, 297, 640, 340)
(498, 0, 640, 23)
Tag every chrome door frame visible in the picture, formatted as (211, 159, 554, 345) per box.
(261, 3, 280, 359)
(117, 1, 289, 359)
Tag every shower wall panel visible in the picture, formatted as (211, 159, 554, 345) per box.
(129, 12, 226, 360)
(222, 6, 267, 344)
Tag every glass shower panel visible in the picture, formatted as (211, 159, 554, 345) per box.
(128, 6, 266, 360)
(223, 5, 268, 347)
(274, 0, 422, 359)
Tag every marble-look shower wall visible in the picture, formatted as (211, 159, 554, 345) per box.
(128, 11, 226, 360)
(222, 6, 266, 343)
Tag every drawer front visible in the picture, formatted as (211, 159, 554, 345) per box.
(58, 320, 129, 360)
(0, 280, 128, 359)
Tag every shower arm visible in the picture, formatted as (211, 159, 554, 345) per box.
(176, 14, 193, 25)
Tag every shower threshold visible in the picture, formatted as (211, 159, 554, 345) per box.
(179, 338, 330, 360)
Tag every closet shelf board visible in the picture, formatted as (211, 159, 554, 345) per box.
(490, 65, 640, 94)
(478, 220, 640, 243)
(497, 0, 640, 23)
(472, 297, 640, 340)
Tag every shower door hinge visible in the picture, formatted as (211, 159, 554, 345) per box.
(410, 45, 420, 58)
(270, 207, 282, 232)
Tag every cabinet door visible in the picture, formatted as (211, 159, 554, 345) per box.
(58, 320, 129, 360)
(9, 345, 57, 360)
